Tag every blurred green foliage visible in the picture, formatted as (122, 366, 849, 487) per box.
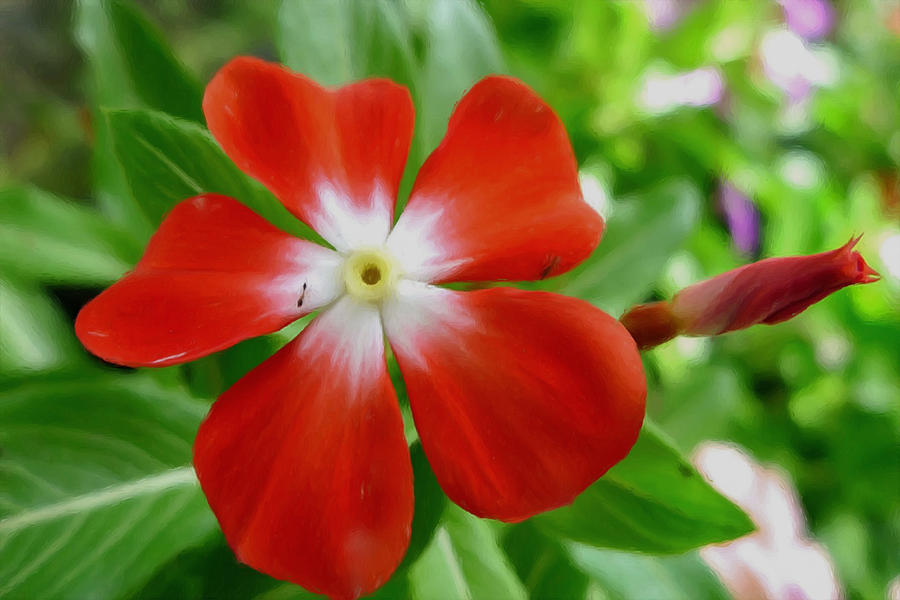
(1, 1, 898, 599)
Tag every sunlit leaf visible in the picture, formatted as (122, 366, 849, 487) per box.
(277, 0, 416, 89)
(0, 376, 215, 599)
(409, 505, 527, 600)
(75, 0, 138, 108)
(415, 0, 505, 154)
(0, 185, 140, 285)
(0, 279, 86, 377)
(569, 545, 730, 600)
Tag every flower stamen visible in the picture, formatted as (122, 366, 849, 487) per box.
(343, 248, 400, 303)
(361, 265, 382, 285)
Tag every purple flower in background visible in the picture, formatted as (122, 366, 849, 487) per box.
(778, 0, 835, 40)
(718, 182, 760, 255)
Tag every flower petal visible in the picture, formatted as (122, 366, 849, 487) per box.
(383, 283, 646, 522)
(203, 56, 414, 251)
(194, 296, 413, 599)
(76, 194, 342, 367)
(386, 76, 603, 283)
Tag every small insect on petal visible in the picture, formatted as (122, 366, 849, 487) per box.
(297, 282, 308, 307)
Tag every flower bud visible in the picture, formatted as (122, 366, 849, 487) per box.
(621, 237, 880, 349)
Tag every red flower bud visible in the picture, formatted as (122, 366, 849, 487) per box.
(621, 237, 880, 349)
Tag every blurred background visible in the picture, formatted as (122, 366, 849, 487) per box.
(1, 1, 898, 599)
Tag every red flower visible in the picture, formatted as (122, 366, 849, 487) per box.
(621, 237, 880, 349)
(75, 57, 646, 599)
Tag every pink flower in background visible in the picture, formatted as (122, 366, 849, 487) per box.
(778, 0, 835, 40)
(694, 443, 843, 600)
(641, 0, 698, 31)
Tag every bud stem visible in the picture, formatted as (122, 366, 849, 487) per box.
(620, 301, 680, 350)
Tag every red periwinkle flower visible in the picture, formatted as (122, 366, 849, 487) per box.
(622, 237, 880, 349)
(75, 57, 647, 599)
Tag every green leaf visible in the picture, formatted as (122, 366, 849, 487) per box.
(106, 0, 204, 122)
(0, 278, 86, 376)
(277, 0, 417, 89)
(568, 545, 731, 600)
(415, 0, 506, 153)
(0, 185, 141, 285)
(76, 0, 202, 123)
(401, 442, 448, 570)
(655, 365, 750, 452)
(254, 584, 321, 600)
(75, 0, 151, 238)
(503, 522, 590, 600)
(558, 180, 700, 316)
(134, 533, 286, 600)
(409, 505, 527, 600)
(76, 0, 139, 109)
(105, 108, 321, 242)
(75, 0, 204, 238)
(535, 421, 754, 553)
(0, 375, 216, 599)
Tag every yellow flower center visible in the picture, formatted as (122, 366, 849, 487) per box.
(342, 248, 400, 303)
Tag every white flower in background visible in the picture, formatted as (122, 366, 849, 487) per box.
(878, 232, 900, 281)
(579, 171, 612, 221)
(638, 66, 725, 114)
(888, 575, 900, 600)
(694, 442, 843, 600)
(759, 28, 839, 103)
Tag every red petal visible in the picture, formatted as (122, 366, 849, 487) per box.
(194, 297, 413, 599)
(383, 284, 646, 522)
(76, 195, 342, 367)
(386, 76, 603, 283)
(203, 56, 414, 250)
